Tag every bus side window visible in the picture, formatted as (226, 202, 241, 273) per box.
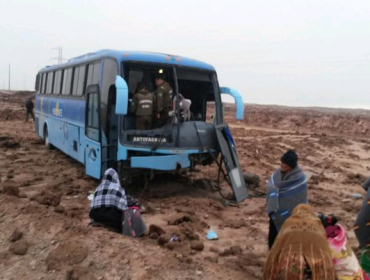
(92, 62, 100, 84)
(77, 66, 86, 96)
(46, 72, 54, 94)
(72, 67, 79, 96)
(62, 68, 72, 95)
(61, 69, 67, 94)
(43, 73, 47, 94)
(53, 70, 62, 95)
(86, 64, 93, 89)
(41, 73, 46, 94)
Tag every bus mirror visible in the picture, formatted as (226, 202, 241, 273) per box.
(115, 76, 129, 115)
(220, 87, 244, 121)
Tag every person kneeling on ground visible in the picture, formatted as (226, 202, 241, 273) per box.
(89, 168, 146, 237)
(319, 213, 367, 280)
(266, 149, 308, 249)
(262, 204, 337, 280)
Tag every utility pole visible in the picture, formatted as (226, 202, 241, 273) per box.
(8, 64, 10, 90)
(51, 47, 67, 64)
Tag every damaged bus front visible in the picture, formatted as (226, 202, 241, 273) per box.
(35, 50, 248, 202)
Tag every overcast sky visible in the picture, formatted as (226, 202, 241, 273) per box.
(1, 0, 370, 108)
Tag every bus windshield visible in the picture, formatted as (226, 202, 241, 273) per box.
(124, 63, 219, 122)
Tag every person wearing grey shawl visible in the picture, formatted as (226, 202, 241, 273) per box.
(266, 150, 308, 249)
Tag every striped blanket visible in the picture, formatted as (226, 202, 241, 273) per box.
(266, 166, 308, 231)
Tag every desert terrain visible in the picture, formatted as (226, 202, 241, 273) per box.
(1, 91, 370, 280)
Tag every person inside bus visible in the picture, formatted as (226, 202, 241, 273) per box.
(154, 73, 173, 128)
(172, 93, 192, 121)
(130, 82, 154, 130)
(89, 168, 146, 237)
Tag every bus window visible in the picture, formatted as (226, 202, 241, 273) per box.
(72, 67, 79, 96)
(86, 92, 99, 142)
(128, 69, 144, 97)
(86, 64, 94, 88)
(53, 70, 62, 94)
(76, 66, 86, 96)
(41, 73, 46, 94)
(46, 72, 54, 94)
(92, 62, 100, 84)
(176, 69, 214, 121)
(62, 68, 72, 95)
(61, 69, 67, 94)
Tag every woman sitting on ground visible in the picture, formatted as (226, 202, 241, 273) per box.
(319, 213, 366, 280)
(89, 168, 146, 237)
(263, 204, 337, 280)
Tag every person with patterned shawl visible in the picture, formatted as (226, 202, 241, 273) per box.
(319, 213, 366, 280)
(263, 204, 337, 280)
(89, 168, 146, 236)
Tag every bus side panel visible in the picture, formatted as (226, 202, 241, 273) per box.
(68, 124, 81, 162)
(63, 98, 85, 164)
(38, 97, 86, 165)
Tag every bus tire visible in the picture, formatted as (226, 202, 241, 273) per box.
(44, 126, 53, 150)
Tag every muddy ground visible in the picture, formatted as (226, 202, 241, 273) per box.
(0, 91, 369, 280)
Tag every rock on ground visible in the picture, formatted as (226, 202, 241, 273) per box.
(3, 185, 19, 197)
(9, 229, 23, 242)
(9, 240, 28, 255)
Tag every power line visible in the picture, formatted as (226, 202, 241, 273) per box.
(215, 58, 370, 68)
(51, 47, 67, 64)
(171, 35, 370, 51)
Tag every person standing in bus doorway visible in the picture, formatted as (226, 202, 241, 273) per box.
(25, 97, 35, 122)
(130, 82, 154, 130)
(154, 73, 173, 128)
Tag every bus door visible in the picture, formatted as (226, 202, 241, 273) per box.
(85, 85, 102, 179)
(215, 123, 248, 203)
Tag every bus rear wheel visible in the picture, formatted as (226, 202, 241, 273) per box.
(44, 127, 53, 150)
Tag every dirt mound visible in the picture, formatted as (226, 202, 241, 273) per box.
(2, 185, 20, 197)
(0, 137, 21, 149)
(224, 104, 370, 137)
(36, 189, 62, 207)
(9, 229, 23, 242)
(45, 241, 88, 271)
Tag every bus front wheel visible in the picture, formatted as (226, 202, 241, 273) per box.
(44, 127, 53, 150)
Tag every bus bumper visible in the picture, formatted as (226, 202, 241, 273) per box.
(130, 154, 190, 170)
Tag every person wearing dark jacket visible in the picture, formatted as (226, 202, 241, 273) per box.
(130, 82, 154, 130)
(25, 97, 35, 122)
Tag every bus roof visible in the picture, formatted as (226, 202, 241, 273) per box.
(39, 50, 215, 72)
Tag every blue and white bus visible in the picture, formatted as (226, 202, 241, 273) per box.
(35, 50, 247, 200)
